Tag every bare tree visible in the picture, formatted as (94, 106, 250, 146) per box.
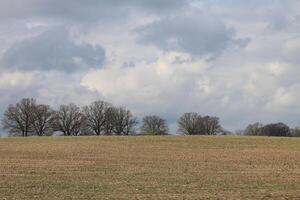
(235, 129, 244, 136)
(291, 127, 300, 137)
(103, 106, 115, 135)
(141, 115, 169, 135)
(178, 112, 200, 135)
(123, 110, 138, 135)
(178, 113, 222, 135)
(243, 122, 291, 137)
(202, 116, 221, 135)
(244, 122, 263, 136)
(112, 107, 138, 135)
(52, 104, 85, 136)
(2, 98, 36, 136)
(82, 101, 110, 135)
(261, 123, 291, 137)
(30, 104, 54, 136)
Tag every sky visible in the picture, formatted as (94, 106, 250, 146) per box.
(1, 0, 300, 133)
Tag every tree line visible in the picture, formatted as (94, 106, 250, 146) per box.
(1, 98, 223, 136)
(2, 98, 299, 137)
(238, 122, 300, 137)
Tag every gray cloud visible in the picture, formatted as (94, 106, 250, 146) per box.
(0, 71, 102, 120)
(1, 28, 105, 72)
(137, 14, 249, 58)
(1, 1, 300, 134)
(0, 0, 188, 21)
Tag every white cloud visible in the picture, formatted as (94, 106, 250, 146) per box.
(267, 61, 291, 76)
(1, 1, 300, 133)
(0, 71, 34, 89)
(265, 85, 300, 112)
(81, 51, 209, 115)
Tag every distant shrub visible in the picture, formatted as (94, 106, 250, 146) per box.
(140, 115, 169, 135)
(178, 113, 222, 135)
(291, 127, 300, 137)
(243, 122, 291, 137)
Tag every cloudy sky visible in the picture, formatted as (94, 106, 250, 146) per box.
(1, 0, 300, 133)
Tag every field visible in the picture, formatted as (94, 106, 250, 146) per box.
(0, 136, 300, 200)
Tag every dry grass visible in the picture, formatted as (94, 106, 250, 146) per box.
(0, 136, 300, 200)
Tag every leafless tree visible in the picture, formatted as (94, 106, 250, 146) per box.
(178, 113, 222, 135)
(178, 112, 200, 135)
(243, 122, 291, 137)
(2, 98, 36, 136)
(291, 127, 300, 137)
(82, 101, 110, 135)
(244, 122, 263, 136)
(103, 106, 116, 135)
(235, 129, 244, 136)
(261, 123, 291, 137)
(123, 110, 138, 135)
(30, 104, 54, 136)
(112, 107, 138, 135)
(141, 115, 169, 135)
(52, 104, 85, 136)
(202, 116, 221, 135)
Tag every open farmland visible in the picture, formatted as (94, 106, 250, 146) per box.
(0, 136, 300, 200)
